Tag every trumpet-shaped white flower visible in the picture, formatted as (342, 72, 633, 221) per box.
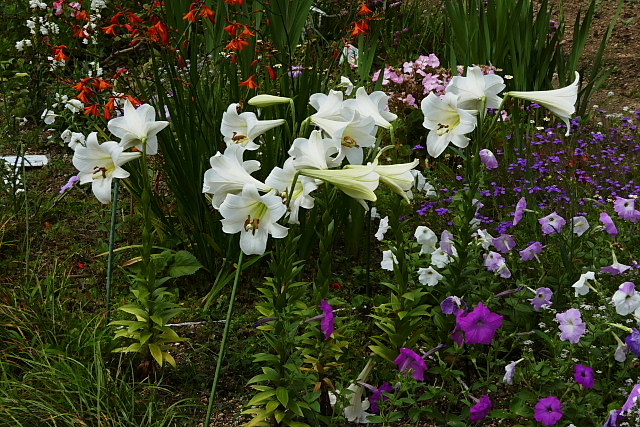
(219, 184, 288, 255)
(612, 282, 640, 316)
(311, 110, 377, 166)
(572, 271, 595, 297)
(375, 159, 419, 201)
(288, 130, 343, 170)
(265, 158, 317, 224)
(107, 100, 168, 155)
(247, 94, 292, 108)
(338, 76, 354, 95)
(421, 92, 477, 158)
(447, 66, 505, 111)
(309, 90, 346, 122)
(202, 145, 270, 209)
(375, 216, 389, 241)
(507, 72, 580, 136)
(418, 266, 443, 286)
(301, 163, 379, 208)
(415, 226, 437, 254)
(72, 132, 141, 203)
(220, 103, 286, 150)
(381, 250, 398, 271)
(344, 87, 397, 129)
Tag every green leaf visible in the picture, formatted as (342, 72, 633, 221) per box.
(248, 390, 276, 406)
(149, 343, 163, 366)
(169, 250, 203, 277)
(276, 387, 289, 407)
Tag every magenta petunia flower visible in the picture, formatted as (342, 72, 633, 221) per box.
(574, 364, 596, 388)
(366, 382, 394, 414)
(319, 300, 335, 339)
(539, 212, 566, 235)
(614, 197, 640, 222)
(530, 287, 553, 311)
(394, 347, 428, 381)
(556, 308, 586, 343)
(512, 197, 527, 226)
(534, 396, 563, 426)
(470, 394, 493, 422)
(456, 302, 504, 345)
(600, 212, 619, 236)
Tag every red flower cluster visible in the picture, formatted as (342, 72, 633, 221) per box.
(183, 1, 216, 23)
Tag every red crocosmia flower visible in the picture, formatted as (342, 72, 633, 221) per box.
(84, 104, 101, 116)
(150, 21, 170, 45)
(183, 8, 199, 22)
(75, 10, 90, 21)
(230, 54, 238, 64)
(128, 12, 144, 23)
(76, 90, 93, 104)
(241, 26, 255, 38)
(110, 12, 124, 24)
(358, 2, 373, 14)
(225, 0, 245, 5)
(77, 262, 87, 269)
(201, 5, 216, 23)
(330, 282, 344, 290)
(224, 22, 243, 36)
(352, 19, 370, 36)
(73, 25, 90, 38)
(250, 59, 260, 67)
(239, 74, 260, 89)
(94, 78, 114, 92)
(103, 24, 120, 36)
(265, 65, 277, 80)
(123, 94, 143, 107)
(225, 38, 250, 51)
(53, 45, 70, 62)
(71, 78, 91, 92)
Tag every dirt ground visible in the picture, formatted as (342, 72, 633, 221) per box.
(558, 0, 640, 114)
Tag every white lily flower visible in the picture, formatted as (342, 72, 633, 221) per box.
(344, 87, 397, 129)
(219, 184, 288, 255)
(220, 103, 286, 150)
(418, 267, 443, 286)
(421, 92, 477, 158)
(375, 159, 419, 201)
(302, 163, 379, 208)
(507, 72, 580, 136)
(446, 66, 505, 111)
(107, 100, 168, 155)
(338, 76, 354, 95)
(309, 90, 346, 122)
(312, 110, 377, 165)
(265, 157, 317, 224)
(247, 94, 292, 108)
(72, 132, 140, 203)
(202, 144, 270, 209)
(288, 130, 343, 170)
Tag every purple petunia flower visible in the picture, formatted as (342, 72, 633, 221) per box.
(539, 212, 566, 235)
(603, 409, 624, 427)
(394, 348, 428, 381)
(574, 364, 596, 389)
(614, 197, 640, 222)
(601, 251, 632, 275)
(440, 230, 456, 256)
(470, 394, 493, 422)
(441, 296, 464, 315)
(530, 287, 553, 311)
(556, 308, 587, 343)
(600, 212, 619, 237)
(625, 329, 640, 355)
(368, 382, 394, 414)
(479, 149, 499, 170)
(534, 396, 563, 426)
(456, 302, 504, 345)
(512, 197, 527, 226)
(519, 241, 545, 262)
(319, 300, 335, 339)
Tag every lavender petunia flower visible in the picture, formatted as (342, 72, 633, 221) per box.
(600, 212, 619, 237)
(456, 302, 504, 345)
(492, 234, 516, 253)
(530, 287, 553, 311)
(602, 251, 631, 275)
(539, 212, 566, 235)
(574, 364, 596, 389)
(484, 251, 511, 278)
(512, 197, 527, 226)
(621, 384, 640, 415)
(60, 175, 80, 194)
(479, 149, 498, 170)
(503, 358, 523, 385)
(394, 348, 428, 381)
(625, 329, 640, 356)
(519, 241, 545, 262)
(534, 396, 563, 426)
(556, 308, 587, 343)
(470, 394, 493, 422)
(441, 296, 464, 315)
(603, 409, 624, 427)
(440, 230, 457, 256)
(613, 197, 640, 222)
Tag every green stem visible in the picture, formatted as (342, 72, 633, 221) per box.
(205, 251, 244, 425)
(106, 179, 120, 314)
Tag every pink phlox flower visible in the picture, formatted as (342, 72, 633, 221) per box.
(455, 302, 504, 345)
(422, 73, 441, 93)
(403, 94, 418, 108)
(403, 61, 415, 74)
